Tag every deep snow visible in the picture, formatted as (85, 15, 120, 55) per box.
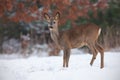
(0, 49, 120, 80)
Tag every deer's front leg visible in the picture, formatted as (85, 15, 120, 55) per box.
(66, 49, 71, 67)
(63, 50, 66, 67)
(63, 48, 71, 67)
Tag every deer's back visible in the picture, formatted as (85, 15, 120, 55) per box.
(59, 23, 100, 48)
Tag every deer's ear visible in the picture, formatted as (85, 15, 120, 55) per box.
(44, 13, 50, 20)
(55, 12, 60, 20)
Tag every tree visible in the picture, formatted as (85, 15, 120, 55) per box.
(0, 0, 38, 23)
(0, 0, 108, 24)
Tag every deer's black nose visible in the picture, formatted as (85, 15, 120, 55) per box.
(49, 26, 53, 28)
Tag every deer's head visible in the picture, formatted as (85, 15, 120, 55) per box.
(44, 12, 61, 49)
(44, 12, 60, 32)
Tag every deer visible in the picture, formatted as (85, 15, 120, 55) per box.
(44, 12, 104, 69)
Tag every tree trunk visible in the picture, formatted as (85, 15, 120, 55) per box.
(0, 36, 3, 53)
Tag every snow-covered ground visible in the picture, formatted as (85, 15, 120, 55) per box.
(0, 49, 120, 80)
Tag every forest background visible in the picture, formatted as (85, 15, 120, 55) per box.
(0, 0, 120, 55)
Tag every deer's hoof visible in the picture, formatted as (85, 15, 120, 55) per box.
(90, 63, 93, 66)
(100, 66, 104, 69)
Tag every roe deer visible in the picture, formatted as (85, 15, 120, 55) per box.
(44, 12, 104, 68)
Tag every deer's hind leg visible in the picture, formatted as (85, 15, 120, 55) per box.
(95, 42, 104, 68)
(87, 43, 98, 66)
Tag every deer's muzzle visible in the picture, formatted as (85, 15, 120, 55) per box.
(49, 26, 53, 29)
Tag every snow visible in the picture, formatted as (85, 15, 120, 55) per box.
(0, 49, 120, 80)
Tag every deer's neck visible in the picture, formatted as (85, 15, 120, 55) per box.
(50, 28, 61, 49)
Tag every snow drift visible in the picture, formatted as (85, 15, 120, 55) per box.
(0, 49, 120, 80)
